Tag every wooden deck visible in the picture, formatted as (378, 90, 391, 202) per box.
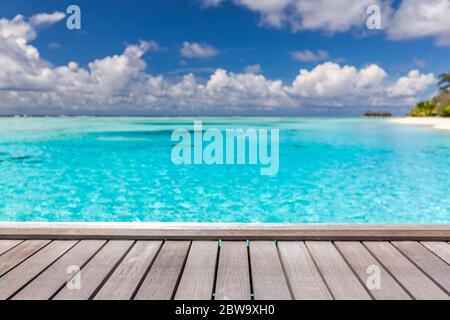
(0, 223, 449, 300)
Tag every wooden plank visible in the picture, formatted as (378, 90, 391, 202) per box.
(305, 241, 371, 300)
(249, 241, 291, 300)
(421, 242, 450, 264)
(1, 222, 449, 241)
(364, 242, 449, 300)
(53, 240, 133, 300)
(94, 241, 162, 300)
(278, 242, 332, 300)
(0, 240, 50, 277)
(0, 241, 76, 300)
(134, 241, 190, 300)
(393, 241, 450, 294)
(335, 242, 411, 300)
(12, 240, 106, 300)
(214, 241, 251, 300)
(174, 241, 218, 300)
(0, 240, 22, 256)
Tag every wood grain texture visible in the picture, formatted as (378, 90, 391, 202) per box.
(215, 241, 251, 300)
(335, 241, 411, 300)
(278, 241, 332, 300)
(1, 222, 449, 240)
(53, 240, 133, 300)
(94, 241, 162, 300)
(250, 241, 291, 300)
(0, 240, 22, 256)
(0, 240, 50, 277)
(134, 241, 190, 300)
(306, 241, 371, 300)
(393, 241, 450, 294)
(175, 241, 218, 300)
(364, 242, 449, 300)
(421, 242, 450, 264)
(1, 235, 449, 300)
(0, 241, 76, 300)
(13, 240, 106, 300)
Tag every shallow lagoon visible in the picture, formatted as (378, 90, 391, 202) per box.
(0, 117, 449, 223)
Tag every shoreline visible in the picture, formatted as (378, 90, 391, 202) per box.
(391, 117, 450, 131)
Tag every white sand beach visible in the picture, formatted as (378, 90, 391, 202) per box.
(392, 117, 450, 131)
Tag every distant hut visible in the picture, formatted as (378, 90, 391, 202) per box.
(364, 111, 392, 117)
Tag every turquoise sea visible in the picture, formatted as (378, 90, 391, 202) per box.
(0, 117, 449, 223)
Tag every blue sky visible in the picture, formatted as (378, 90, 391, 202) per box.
(0, 0, 449, 115)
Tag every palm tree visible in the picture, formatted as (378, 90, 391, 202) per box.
(438, 72, 450, 92)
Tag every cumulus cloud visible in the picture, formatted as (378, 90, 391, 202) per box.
(388, 70, 437, 97)
(291, 50, 329, 62)
(180, 41, 219, 58)
(387, 0, 450, 46)
(292, 0, 380, 32)
(0, 13, 438, 114)
(288, 62, 387, 98)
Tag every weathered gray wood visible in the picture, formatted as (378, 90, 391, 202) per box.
(94, 241, 162, 300)
(0, 240, 50, 277)
(364, 242, 449, 300)
(215, 241, 251, 300)
(13, 240, 106, 300)
(1, 222, 449, 240)
(175, 241, 218, 300)
(134, 241, 190, 300)
(250, 241, 291, 300)
(393, 241, 450, 294)
(335, 241, 411, 300)
(306, 241, 371, 300)
(53, 240, 133, 300)
(0, 240, 22, 256)
(0, 241, 76, 300)
(421, 242, 450, 264)
(278, 242, 332, 300)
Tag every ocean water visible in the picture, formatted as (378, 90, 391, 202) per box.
(0, 117, 449, 223)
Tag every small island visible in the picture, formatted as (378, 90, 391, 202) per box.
(364, 111, 392, 117)
(409, 72, 450, 117)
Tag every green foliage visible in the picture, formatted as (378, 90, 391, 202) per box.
(410, 100, 436, 117)
(438, 73, 450, 92)
(409, 79, 450, 117)
(442, 105, 450, 117)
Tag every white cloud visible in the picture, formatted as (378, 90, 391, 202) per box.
(288, 62, 387, 98)
(0, 13, 438, 113)
(291, 50, 329, 62)
(203, 68, 290, 107)
(29, 12, 65, 26)
(233, 0, 292, 27)
(205, 0, 383, 31)
(146, 40, 166, 52)
(205, 1, 450, 46)
(243, 64, 262, 74)
(202, 0, 226, 7)
(0, 14, 37, 40)
(387, 0, 450, 45)
(292, 0, 379, 32)
(388, 70, 437, 97)
(180, 42, 219, 58)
